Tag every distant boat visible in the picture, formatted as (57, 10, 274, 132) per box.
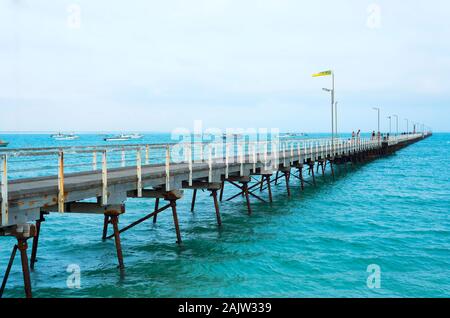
(104, 134, 131, 142)
(0, 140, 9, 148)
(122, 133, 143, 139)
(51, 132, 79, 140)
(280, 133, 307, 138)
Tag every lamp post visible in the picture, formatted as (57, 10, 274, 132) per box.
(404, 118, 409, 135)
(335, 101, 338, 138)
(393, 115, 399, 137)
(372, 107, 380, 134)
(387, 116, 392, 137)
(313, 70, 335, 147)
(322, 88, 334, 143)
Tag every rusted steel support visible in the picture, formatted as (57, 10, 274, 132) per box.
(298, 167, 304, 190)
(259, 171, 284, 190)
(18, 239, 32, 298)
(266, 175, 273, 203)
(106, 203, 171, 239)
(329, 160, 335, 180)
(102, 215, 110, 240)
(259, 175, 264, 191)
(153, 198, 159, 223)
(320, 161, 325, 178)
(0, 225, 36, 298)
(191, 189, 197, 212)
(225, 179, 267, 203)
(109, 215, 124, 269)
(308, 162, 317, 186)
(0, 245, 18, 298)
(219, 181, 225, 201)
(30, 213, 45, 270)
(242, 182, 252, 215)
(170, 200, 182, 244)
(284, 171, 291, 197)
(275, 171, 279, 185)
(210, 189, 222, 226)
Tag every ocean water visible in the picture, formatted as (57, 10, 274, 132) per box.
(0, 133, 449, 298)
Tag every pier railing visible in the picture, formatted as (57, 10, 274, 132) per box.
(0, 133, 427, 225)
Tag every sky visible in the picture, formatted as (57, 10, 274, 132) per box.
(0, 0, 449, 133)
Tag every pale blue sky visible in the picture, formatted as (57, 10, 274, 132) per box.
(0, 0, 449, 132)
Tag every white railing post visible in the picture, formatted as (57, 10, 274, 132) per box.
(239, 143, 244, 176)
(315, 141, 319, 161)
(208, 144, 213, 182)
(102, 150, 108, 206)
(264, 142, 268, 171)
(137, 148, 142, 197)
(92, 151, 97, 170)
(165, 145, 170, 191)
(58, 151, 65, 213)
(121, 148, 126, 167)
(253, 142, 257, 173)
(188, 144, 193, 186)
(290, 143, 294, 164)
(225, 142, 230, 179)
(1, 155, 9, 226)
(145, 145, 150, 165)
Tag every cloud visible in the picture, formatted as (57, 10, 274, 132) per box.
(0, 0, 449, 132)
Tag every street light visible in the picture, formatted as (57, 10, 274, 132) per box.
(387, 116, 392, 136)
(313, 70, 335, 146)
(404, 118, 409, 135)
(322, 87, 334, 139)
(393, 115, 399, 137)
(335, 101, 338, 138)
(372, 107, 380, 134)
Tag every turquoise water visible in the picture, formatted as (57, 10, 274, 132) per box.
(0, 133, 449, 298)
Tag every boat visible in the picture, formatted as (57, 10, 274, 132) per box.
(51, 132, 79, 140)
(0, 140, 9, 148)
(104, 134, 131, 142)
(122, 133, 143, 139)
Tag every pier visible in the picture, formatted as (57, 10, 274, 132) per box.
(0, 132, 431, 298)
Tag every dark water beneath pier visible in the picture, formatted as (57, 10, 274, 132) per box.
(0, 133, 449, 297)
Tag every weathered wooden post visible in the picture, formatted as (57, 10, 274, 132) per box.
(101, 150, 108, 206)
(58, 151, 65, 213)
(1, 155, 8, 226)
(136, 148, 142, 197)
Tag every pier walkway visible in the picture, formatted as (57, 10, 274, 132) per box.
(0, 133, 431, 297)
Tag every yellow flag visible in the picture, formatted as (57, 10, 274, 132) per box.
(312, 70, 332, 77)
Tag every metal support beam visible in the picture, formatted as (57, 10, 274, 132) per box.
(0, 245, 17, 298)
(191, 189, 197, 212)
(242, 182, 252, 215)
(170, 200, 182, 244)
(153, 198, 159, 223)
(210, 189, 222, 226)
(18, 239, 32, 298)
(108, 214, 124, 269)
(30, 213, 45, 270)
